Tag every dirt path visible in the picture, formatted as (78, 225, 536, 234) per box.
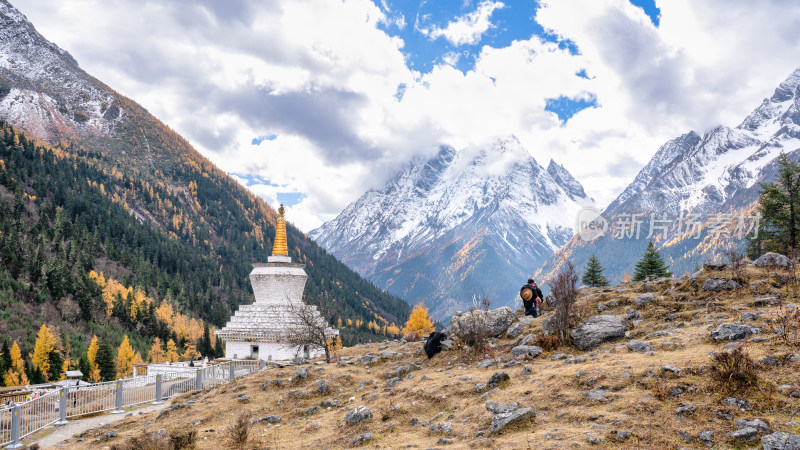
(27, 401, 169, 448)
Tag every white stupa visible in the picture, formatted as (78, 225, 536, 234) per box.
(215, 204, 338, 361)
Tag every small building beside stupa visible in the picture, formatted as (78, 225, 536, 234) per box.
(215, 204, 338, 361)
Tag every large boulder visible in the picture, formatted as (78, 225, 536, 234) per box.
(571, 315, 627, 350)
(761, 432, 800, 450)
(755, 252, 795, 268)
(710, 323, 760, 342)
(703, 278, 741, 291)
(444, 307, 516, 340)
(541, 314, 557, 336)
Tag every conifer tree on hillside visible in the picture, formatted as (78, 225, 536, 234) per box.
(402, 302, 435, 340)
(633, 241, 672, 281)
(3, 341, 28, 387)
(214, 337, 224, 358)
(0, 340, 10, 380)
(32, 324, 58, 381)
(165, 339, 179, 363)
(581, 255, 609, 287)
(97, 338, 117, 382)
(758, 152, 800, 257)
(115, 336, 135, 378)
(86, 335, 101, 382)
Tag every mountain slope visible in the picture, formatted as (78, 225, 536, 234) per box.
(0, 0, 409, 356)
(536, 67, 800, 285)
(310, 137, 595, 319)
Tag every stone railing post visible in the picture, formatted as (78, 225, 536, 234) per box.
(55, 386, 68, 426)
(112, 380, 124, 414)
(153, 374, 163, 405)
(229, 362, 235, 381)
(195, 369, 202, 390)
(7, 405, 23, 449)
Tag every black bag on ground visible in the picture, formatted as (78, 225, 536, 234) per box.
(424, 331, 447, 359)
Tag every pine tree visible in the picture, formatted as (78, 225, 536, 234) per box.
(758, 153, 800, 256)
(115, 336, 135, 378)
(32, 324, 58, 381)
(581, 255, 609, 287)
(86, 335, 101, 382)
(3, 341, 28, 387)
(402, 302, 435, 339)
(214, 336, 224, 358)
(633, 241, 672, 281)
(0, 340, 10, 381)
(96, 338, 116, 381)
(78, 355, 90, 382)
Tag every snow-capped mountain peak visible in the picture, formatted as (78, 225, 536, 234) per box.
(310, 137, 595, 319)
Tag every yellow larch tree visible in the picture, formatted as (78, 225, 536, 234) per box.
(182, 343, 201, 361)
(4, 341, 29, 387)
(165, 339, 179, 363)
(86, 335, 101, 382)
(115, 336, 135, 378)
(149, 337, 165, 363)
(402, 302, 435, 339)
(32, 324, 58, 381)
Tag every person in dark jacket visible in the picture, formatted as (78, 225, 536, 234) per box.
(520, 278, 543, 317)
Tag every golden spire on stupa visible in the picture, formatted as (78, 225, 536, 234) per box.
(272, 204, 289, 256)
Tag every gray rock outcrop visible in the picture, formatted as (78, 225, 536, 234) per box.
(444, 307, 516, 340)
(710, 323, 760, 341)
(345, 406, 373, 425)
(485, 401, 535, 433)
(510, 345, 543, 360)
(754, 252, 795, 268)
(571, 315, 627, 350)
(761, 431, 800, 450)
(703, 278, 741, 291)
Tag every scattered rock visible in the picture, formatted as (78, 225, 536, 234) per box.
(379, 351, 396, 359)
(710, 323, 760, 341)
(755, 297, 782, 307)
(736, 419, 769, 433)
(345, 406, 373, 425)
(627, 340, 653, 352)
(698, 430, 714, 447)
(626, 309, 642, 320)
(597, 303, 609, 312)
(386, 377, 401, 388)
(304, 406, 320, 415)
(251, 415, 281, 425)
(485, 401, 535, 433)
(662, 365, 681, 374)
(506, 322, 525, 339)
(477, 359, 497, 369)
(437, 437, 452, 445)
(358, 355, 378, 365)
(317, 379, 327, 393)
(754, 252, 795, 268)
(474, 383, 485, 392)
(96, 431, 117, 442)
(510, 345, 543, 360)
(352, 433, 374, 446)
(676, 405, 696, 415)
(762, 356, 779, 366)
(761, 431, 800, 450)
(731, 427, 760, 442)
(722, 397, 751, 411)
(704, 261, 729, 271)
(703, 278, 741, 291)
(583, 389, 611, 402)
(294, 367, 309, 381)
(616, 430, 631, 441)
(486, 371, 510, 388)
(429, 422, 452, 434)
(741, 311, 760, 321)
(634, 293, 654, 306)
(571, 315, 628, 351)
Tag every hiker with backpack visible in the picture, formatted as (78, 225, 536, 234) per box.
(520, 278, 543, 318)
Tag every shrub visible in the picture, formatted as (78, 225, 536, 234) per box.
(547, 261, 579, 344)
(709, 347, 761, 393)
(534, 335, 561, 352)
(227, 413, 251, 448)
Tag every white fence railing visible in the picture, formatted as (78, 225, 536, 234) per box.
(0, 360, 265, 448)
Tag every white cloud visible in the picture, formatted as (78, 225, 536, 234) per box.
(417, 1, 506, 46)
(12, 0, 800, 232)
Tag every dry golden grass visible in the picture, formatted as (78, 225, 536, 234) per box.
(55, 265, 800, 449)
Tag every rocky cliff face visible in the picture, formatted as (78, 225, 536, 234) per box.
(311, 137, 595, 319)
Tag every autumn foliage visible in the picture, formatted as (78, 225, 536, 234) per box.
(402, 302, 435, 340)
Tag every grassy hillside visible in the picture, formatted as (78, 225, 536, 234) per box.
(45, 262, 800, 448)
